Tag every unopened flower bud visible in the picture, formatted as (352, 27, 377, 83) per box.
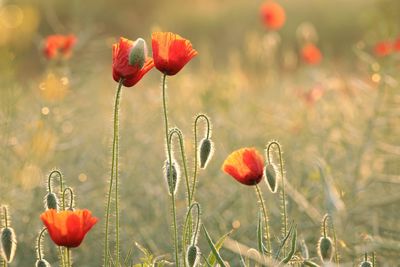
(318, 236, 333, 262)
(164, 160, 180, 195)
(199, 138, 213, 169)
(360, 261, 372, 267)
(36, 259, 51, 267)
(129, 38, 147, 68)
(264, 163, 278, 193)
(1, 227, 17, 263)
(45, 192, 59, 210)
(186, 245, 199, 267)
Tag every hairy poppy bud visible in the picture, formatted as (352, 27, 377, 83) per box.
(0, 227, 17, 263)
(264, 163, 279, 193)
(318, 236, 333, 262)
(164, 160, 180, 195)
(45, 192, 59, 210)
(199, 138, 213, 169)
(360, 261, 372, 267)
(187, 245, 199, 267)
(36, 259, 51, 267)
(129, 38, 147, 68)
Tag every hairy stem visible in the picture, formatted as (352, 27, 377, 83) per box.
(255, 184, 272, 255)
(161, 74, 180, 266)
(104, 78, 123, 267)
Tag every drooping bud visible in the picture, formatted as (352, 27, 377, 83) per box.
(164, 160, 180, 195)
(129, 38, 147, 68)
(360, 261, 372, 267)
(45, 192, 59, 210)
(36, 259, 51, 267)
(317, 236, 333, 262)
(199, 138, 213, 169)
(1, 227, 17, 263)
(186, 245, 199, 267)
(264, 163, 279, 193)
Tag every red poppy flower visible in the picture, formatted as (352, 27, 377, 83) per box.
(43, 34, 77, 60)
(151, 32, 198, 76)
(260, 1, 286, 30)
(112, 37, 154, 87)
(301, 43, 322, 65)
(40, 209, 98, 248)
(374, 41, 392, 57)
(222, 148, 265, 186)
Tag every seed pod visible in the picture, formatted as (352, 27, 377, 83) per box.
(129, 38, 147, 68)
(317, 236, 333, 262)
(360, 261, 372, 267)
(36, 259, 51, 267)
(264, 163, 278, 193)
(164, 160, 180, 195)
(186, 245, 199, 267)
(1, 227, 17, 263)
(199, 138, 213, 169)
(45, 192, 59, 210)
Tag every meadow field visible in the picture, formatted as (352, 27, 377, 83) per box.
(0, 0, 399, 266)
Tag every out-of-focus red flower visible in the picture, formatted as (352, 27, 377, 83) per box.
(301, 86, 324, 106)
(43, 34, 77, 60)
(260, 1, 286, 30)
(301, 43, 322, 65)
(40, 209, 98, 248)
(112, 37, 154, 87)
(151, 32, 198, 76)
(374, 41, 392, 57)
(393, 37, 400, 52)
(222, 148, 265, 186)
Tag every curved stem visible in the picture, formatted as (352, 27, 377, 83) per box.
(322, 214, 329, 238)
(104, 78, 123, 267)
(2, 206, 8, 228)
(161, 74, 179, 266)
(266, 141, 288, 241)
(255, 184, 272, 255)
(37, 228, 47, 260)
(182, 202, 201, 267)
(47, 170, 64, 209)
(62, 187, 74, 210)
(168, 128, 191, 204)
(190, 114, 211, 203)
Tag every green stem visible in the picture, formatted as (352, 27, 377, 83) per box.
(37, 228, 47, 260)
(255, 184, 272, 255)
(266, 141, 287, 253)
(190, 114, 211, 204)
(67, 248, 71, 267)
(59, 247, 65, 267)
(182, 203, 201, 266)
(161, 74, 179, 266)
(168, 128, 191, 206)
(62, 187, 74, 210)
(47, 170, 64, 209)
(104, 78, 123, 267)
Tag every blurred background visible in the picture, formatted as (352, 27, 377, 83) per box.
(0, 0, 399, 265)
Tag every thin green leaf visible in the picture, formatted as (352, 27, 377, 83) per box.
(206, 229, 233, 265)
(280, 225, 297, 264)
(202, 225, 227, 267)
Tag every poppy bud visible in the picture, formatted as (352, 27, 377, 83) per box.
(164, 160, 180, 195)
(0, 227, 17, 263)
(264, 163, 279, 193)
(186, 245, 199, 267)
(317, 236, 333, 262)
(199, 138, 213, 169)
(36, 259, 51, 267)
(129, 38, 147, 68)
(45, 192, 59, 210)
(360, 261, 372, 267)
